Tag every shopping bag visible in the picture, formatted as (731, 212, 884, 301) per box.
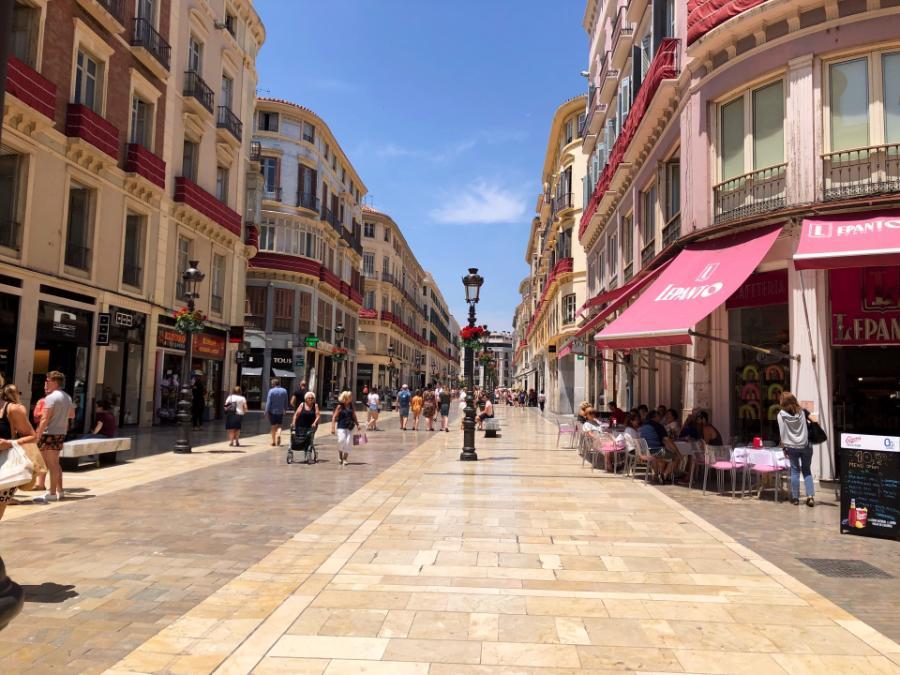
(0, 442, 34, 491)
(17, 443, 47, 491)
(352, 431, 368, 446)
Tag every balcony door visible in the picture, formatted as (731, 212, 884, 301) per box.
(221, 74, 233, 110)
(137, 0, 155, 21)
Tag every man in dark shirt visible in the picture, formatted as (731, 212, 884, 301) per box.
(608, 400, 626, 426)
(290, 380, 308, 409)
(89, 401, 117, 438)
(638, 410, 682, 481)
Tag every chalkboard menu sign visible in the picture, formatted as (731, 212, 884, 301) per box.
(840, 433, 900, 540)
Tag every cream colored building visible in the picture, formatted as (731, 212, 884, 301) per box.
(357, 206, 459, 394)
(516, 96, 589, 413)
(0, 0, 264, 428)
(244, 97, 366, 407)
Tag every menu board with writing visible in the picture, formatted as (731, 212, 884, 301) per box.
(840, 433, 900, 540)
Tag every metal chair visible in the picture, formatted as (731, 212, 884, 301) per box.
(632, 438, 654, 482)
(555, 416, 578, 448)
(594, 432, 624, 473)
(746, 448, 786, 502)
(702, 444, 741, 497)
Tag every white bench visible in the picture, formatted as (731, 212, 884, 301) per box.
(483, 418, 501, 438)
(60, 438, 132, 468)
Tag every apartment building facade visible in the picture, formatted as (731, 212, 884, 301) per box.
(244, 98, 366, 407)
(517, 96, 589, 414)
(577, 0, 900, 478)
(471, 330, 513, 390)
(1, 0, 264, 428)
(357, 206, 459, 394)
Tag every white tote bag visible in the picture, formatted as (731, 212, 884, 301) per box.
(0, 441, 34, 491)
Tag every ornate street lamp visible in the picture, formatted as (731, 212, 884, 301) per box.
(328, 323, 345, 408)
(461, 267, 483, 461)
(387, 344, 396, 390)
(174, 260, 205, 454)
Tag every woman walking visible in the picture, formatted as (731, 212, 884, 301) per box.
(778, 392, 815, 506)
(224, 386, 247, 447)
(410, 390, 424, 430)
(330, 391, 359, 466)
(422, 388, 437, 431)
(292, 392, 320, 464)
(0, 382, 37, 520)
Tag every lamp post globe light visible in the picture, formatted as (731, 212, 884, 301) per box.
(461, 267, 483, 462)
(174, 260, 205, 454)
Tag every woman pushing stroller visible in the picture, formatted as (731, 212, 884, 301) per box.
(289, 392, 320, 464)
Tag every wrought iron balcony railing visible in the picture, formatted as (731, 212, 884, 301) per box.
(216, 105, 242, 141)
(823, 142, 900, 201)
(183, 70, 214, 113)
(130, 18, 170, 69)
(713, 163, 786, 224)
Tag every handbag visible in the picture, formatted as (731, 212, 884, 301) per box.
(17, 443, 47, 491)
(804, 410, 828, 445)
(352, 431, 368, 446)
(0, 441, 34, 491)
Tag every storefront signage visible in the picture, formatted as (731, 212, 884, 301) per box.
(830, 267, 900, 346)
(193, 334, 226, 360)
(229, 326, 244, 344)
(52, 309, 79, 337)
(96, 313, 110, 346)
(726, 270, 788, 310)
(157, 326, 187, 350)
(294, 354, 305, 368)
(271, 350, 293, 367)
(114, 311, 134, 327)
(305, 335, 320, 347)
(840, 433, 900, 541)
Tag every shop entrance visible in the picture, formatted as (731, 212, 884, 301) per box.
(100, 309, 145, 426)
(32, 301, 93, 433)
(0, 292, 19, 382)
(832, 347, 900, 436)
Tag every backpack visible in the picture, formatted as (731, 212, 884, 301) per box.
(398, 390, 411, 405)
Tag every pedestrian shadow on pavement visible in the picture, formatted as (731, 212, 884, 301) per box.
(22, 583, 78, 603)
(206, 449, 246, 454)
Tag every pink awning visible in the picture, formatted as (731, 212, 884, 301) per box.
(794, 210, 900, 270)
(576, 259, 674, 339)
(595, 225, 782, 348)
(556, 342, 574, 360)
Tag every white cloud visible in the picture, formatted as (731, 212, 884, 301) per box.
(429, 181, 527, 225)
(368, 139, 477, 164)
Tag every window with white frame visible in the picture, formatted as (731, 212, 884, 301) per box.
(260, 157, 278, 195)
(211, 253, 225, 314)
(130, 96, 152, 147)
(640, 185, 657, 252)
(607, 230, 618, 283)
(64, 183, 93, 271)
(74, 49, 102, 113)
(0, 150, 25, 252)
(363, 252, 374, 276)
(302, 121, 315, 142)
(216, 166, 229, 203)
(564, 294, 577, 325)
(828, 50, 900, 150)
(122, 213, 144, 288)
(182, 139, 198, 181)
(11, 1, 40, 68)
(665, 160, 680, 220)
(363, 222, 375, 237)
(188, 35, 202, 74)
(719, 79, 784, 181)
(221, 73, 233, 110)
(259, 222, 275, 250)
(175, 235, 191, 299)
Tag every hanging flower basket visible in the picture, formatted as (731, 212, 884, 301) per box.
(332, 346, 348, 362)
(478, 353, 493, 366)
(459, 325, 486, 349)
(173, 307, 206, 334)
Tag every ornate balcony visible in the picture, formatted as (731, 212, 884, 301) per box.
(263, 186, 283, 202)
(297, 191, 320, 212)
(216, 105, 242, 142)
(713, 163, 786, 224)
(823, 143, 900, 201)
(662, 213, 681, 247)
(641, 241, 655, 268)
(130, 18, 170, 73)
(74, 0, 124, 34)
(611, 7, 635, 68)
(124, 143, 165, 188)
(174, 176, 241, 236)
(183, 70, 214, 114)
(65, 103, 119, 159)
(249, 141, 261, 161)
(551, 192, 574, 219)
(6, 56, 56, 121)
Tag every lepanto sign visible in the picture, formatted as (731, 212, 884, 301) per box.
(831, 266, 900, 346)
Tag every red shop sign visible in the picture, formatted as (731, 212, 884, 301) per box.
(726, 269, 788, 310)
(831, 266, 900, 346)
(156, 327, 226, 359)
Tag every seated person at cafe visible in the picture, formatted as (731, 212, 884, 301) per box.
(87, 400, 117, 439)
(695, 411, 723, 446)
(636, 404, 649, 423)
(679, 408, 702, 440)
(581, 408, 607, 434)
(576, 401, 591, 424)
(663, 408, 681, 438)
(608, 400, 626, 426)
(639, 410, 683, 481)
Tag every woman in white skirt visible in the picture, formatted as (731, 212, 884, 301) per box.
(330, 391, 359, 466)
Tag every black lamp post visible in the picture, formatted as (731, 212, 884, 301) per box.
(415, 353, 423, 388)
(174, 260, 205, 454)
(430, 362, 437, 387)
(461, 267, 483, 461)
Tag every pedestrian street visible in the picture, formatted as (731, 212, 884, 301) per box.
(88, 408, 900, 674)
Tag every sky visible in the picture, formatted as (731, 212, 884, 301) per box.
(254, 0, 587, 331)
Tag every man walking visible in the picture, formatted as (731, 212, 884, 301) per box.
(290, 380, 308, 409)
(34, 371, 74, 503)
(265, 378, 289, 446)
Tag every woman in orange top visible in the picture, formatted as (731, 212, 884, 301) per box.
(410, 390, 424, 431)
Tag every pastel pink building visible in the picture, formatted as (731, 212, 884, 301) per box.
(577, 0, 900, 479)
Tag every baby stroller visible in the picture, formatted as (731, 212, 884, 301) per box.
(288, 426, 318, 465)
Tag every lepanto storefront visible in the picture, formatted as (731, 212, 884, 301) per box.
(589, 209, 900, 480)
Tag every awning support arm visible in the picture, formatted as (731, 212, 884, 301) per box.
(611, 351, 659, 372)
(645, 348, 706, 366)
(688, 330, 800, 363)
